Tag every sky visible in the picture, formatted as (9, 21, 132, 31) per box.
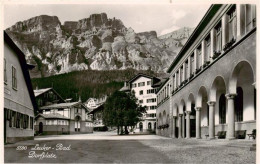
(4, 3, 211, 36)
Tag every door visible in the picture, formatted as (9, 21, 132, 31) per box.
(139, 122, 143, 132)
(39, 122, 43, 133)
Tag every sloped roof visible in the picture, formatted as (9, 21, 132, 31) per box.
(127, 73, 160, 83)
(4, 31, 38, 113)
(40, 101, 89, 111)
(167, 5, 222, 73)
(36, 113, 70, 120)
(155, 78, 170, 93)
(34, 88, 52, 97)
(33, 87, 65, 103)
(119, 85, 130, 92)
(89, 103, 104, 114)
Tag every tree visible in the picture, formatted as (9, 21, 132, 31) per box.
(103, 90, 146, 135)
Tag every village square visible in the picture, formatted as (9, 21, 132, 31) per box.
(3, 3, 257, 163)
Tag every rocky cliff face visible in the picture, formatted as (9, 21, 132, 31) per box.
(6, 13, 193, 78)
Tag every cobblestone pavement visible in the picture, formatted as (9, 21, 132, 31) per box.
(4, 132, 256, 163)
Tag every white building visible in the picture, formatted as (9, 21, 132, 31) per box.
(85, 95, 107, 111)
(4, 32, 37, 143)
(120, 74, 162, 133)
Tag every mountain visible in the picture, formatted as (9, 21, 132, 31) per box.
(6, 13, 193, 78)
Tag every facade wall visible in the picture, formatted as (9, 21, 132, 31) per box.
(131, 76, 157, 132)
(156, 98, 171, 136)
(34, 125, 70, 135)
(157, 4, 256, 140)
(4, 42, 34, 143)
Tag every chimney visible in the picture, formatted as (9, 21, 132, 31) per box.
(124, 81, 127, 87)
(36, 86, 38, 90)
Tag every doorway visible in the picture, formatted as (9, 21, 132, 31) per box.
(39, 122, 43, 133)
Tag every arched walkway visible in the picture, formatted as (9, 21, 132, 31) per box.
(187, 93, 196, 138)
(226, 61, 255, 139)
(172, 104, 179, 138)
(197, 86, 209, 139)
(179, 99, 186, 138)
(209, 76, 227, 139)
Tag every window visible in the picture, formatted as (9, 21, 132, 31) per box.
(197, 45, 202, 68)
(138, 82, 145, 87)
(173, 75, 175, 89)
(30, 117, 34, 129)
(16, 112, 20, 128)
(10, 110, 16, 128)
(139, 90, 143, 95)
(205, 35, 211, 61)
(139, 100, 143, 104)
(215, 21, 222, 52)
(147, 98, 156, 103)
(12, 66, 17, 89)
(191, 53, 195, 74)
(132, 83, 137, 88)
(147, 89, 155, 94)
(38, 99, 43, 106)
(180, 66, 183, 82)
(150, 106, 157, 110)
(147, 81, 151, 85)
(176, 71, 179, 86)
(4, 59, 7, 84)
(227, 5, 237, 41)
(185, 60, 189, 79)
(246, 4, 256, 32)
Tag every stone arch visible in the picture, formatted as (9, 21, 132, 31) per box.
(179, 99, 186, 114)
(229, 60, 255, 94)
(197, 86, 209, 126)
(210, 76, 227, 125)
(187, 93, 195, 112)
(210, 76, 227, 102)
(229, 60, 255, 121)
(196, 86, 208, 108)
(173, 103, 179, 116)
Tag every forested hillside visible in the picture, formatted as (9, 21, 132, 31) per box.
(31, 69, 161, 102)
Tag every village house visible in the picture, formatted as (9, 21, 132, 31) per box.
(86, 95, 107, 130)
(34, 87, 65, 108)
(156, 4, 256, 140)
(34, 88, 93, 134)
(4, 32, 37, 143)
(85, 95, 107, 111)
(120, 74, 162, 133)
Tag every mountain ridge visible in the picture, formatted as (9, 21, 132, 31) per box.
(6, 13, 194, 78)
